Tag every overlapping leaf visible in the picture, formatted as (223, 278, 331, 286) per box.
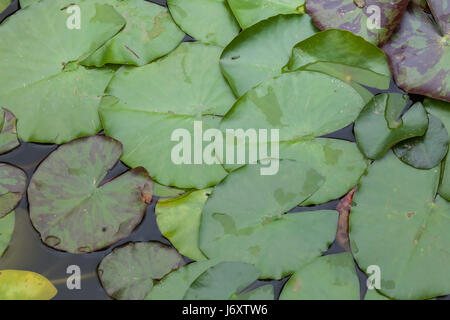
(0, 0, 125, 143)
(82, 0, 184, 67)
(279, 253, 360, 300)
(0, 108, 19, 155)
(28, 135, 153, 254)
(220, 14, 317, 97)
(0, 270, 57, 300)
(0, 163, 27, 218)
(383, 4, 450, 102)
(355, 94, 429, 159)
(306, 0, 410, 46)
(350, 151, 450, 299)
(167, 0, 239, 47)
(0, 210, 14, 257)
(227, 0, 305, 29)
(98, 242, 186, 300)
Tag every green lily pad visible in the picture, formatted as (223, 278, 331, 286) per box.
(220, 14, 317, 97)
(82, 0, 184, 67)
(355, 94, 429, 159)
(0, 108, 19, 155)
(284, 29, 391, 90)
(19, 0, 35, 8)
(306, 0, 410, 46)
(424, 98, 450, 200)
(28, 135, 153, 254)
(0, 211, 14, 257)
(167, 0, 239, 47)
(350, 151, 450, 299)
(227, 0, 305, 29)
(0, 0, 11, 12)
(0, 0, 126, 143)
(101, 42, 233, 189)
(0, 270, 57, 300)
(184, 261, 260, 300)
(279, 253, 360, 300)
(200, 161, 338, 279)
(232, 284, 274, 300)
(0, 163, 27, 218)
(383, 4, 450, 102)
(153, 182, 187, 199)
(98, 242, 186, 300)
(393, 114, 449, 169)
(156, 189, 211, 261)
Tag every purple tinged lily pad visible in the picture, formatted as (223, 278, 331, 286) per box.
(306, 0, 410, 46)
(383, 4, 450, 102)
(426, 0, 450, 35)
(28, 135, 153, 254)
(0, 163, 27, 218)
(0, 108, 19, 155)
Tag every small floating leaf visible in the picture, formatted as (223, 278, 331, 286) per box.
(0, 163, 27, 218)
(167, 0, 239, 47)
(0, 108, 19, 155)
(0, 210, 14, 257)
(0, 270, 57, 300)
(393, 114, 449, 169)
(279, 253, 360, 300)
(354, 94, 429, 159)
(28, 135, 153, 254)
(336, 187, 357, 251)
(98, 242, 186, 300)
(220, 14, 317, 97)
(306, 0, 410, 46)
(227, 0, 305, 29)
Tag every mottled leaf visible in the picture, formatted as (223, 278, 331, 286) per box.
(0, 108, 19, 155)
(393, 114, 449, 169)
(0, 163, 27, 218)
(284, 29, 391, 90)
(220, 14, 317, 97)
(424, 98, 450, 200)
(426, 0, 450, 35)
(0, 0, 126, 143)
(336, 187, 357, 251)
(28, 135, 153, 254)
(306, 0, 410, 46)
(0, 270, 57, 300)
(82, 0, 184, 67)
(279, 253, 360, 300)
(0, 210, 14, 257)
(350, 151, 450, 299)
(355, 94, 429, 159)
(199, 161, 338, 279)
(167, 0, 239, 47)
(184, 262, 260, 300)
(156, 189, 211, 261)
(383, 4, 450, 102)
(98, 242, 186, 300)
(227, 0, 305, 29)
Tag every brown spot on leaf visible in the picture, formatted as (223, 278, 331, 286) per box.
(336, 186, 357, 251)
(407, 212, 416, 218)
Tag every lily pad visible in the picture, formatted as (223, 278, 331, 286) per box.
(167, 0, 240, 47)
(279, 253, 360, 300)
(0, 0, 126, 143)
(227, 0, 305, 29)
(393, 114, 449, 169)
(184, 261, 260, 300)
(0, 0, 10, 12)
(101, 43, 233, 189)
(0, 270, 57, 300)
(0, 108, 19, 155)
(232, 284, 274, 300)
(306, 0, 410, 46)
(28, 135, 153, 254)
(354, 94, 429, 159)
(0, 163, 27, 218)
(350, 151, 450, 299)
(156, 189, 211, 261)
(82, 0, 184, 67)
(426, 0, 450, 35)
(153, 182, 187, 199)
(199, 161, 338, 279)
(364, 289, 391, 300)
(220, 14, 317, 97)
(424, 98, 450, 200)
(284, 29, 391, 90)
(98, 242, 186, 300)
(336, 187, 357, 251)
(383, 4, 450, 102)
(0, 211, 14, 257)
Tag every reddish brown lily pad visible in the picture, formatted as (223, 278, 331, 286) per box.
(336, 186, 357, 251)
(306, 0, 410, 46)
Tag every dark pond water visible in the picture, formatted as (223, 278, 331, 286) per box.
(0, 0, 444, 300)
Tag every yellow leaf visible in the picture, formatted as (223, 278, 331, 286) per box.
(0, 270, 57, 300)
